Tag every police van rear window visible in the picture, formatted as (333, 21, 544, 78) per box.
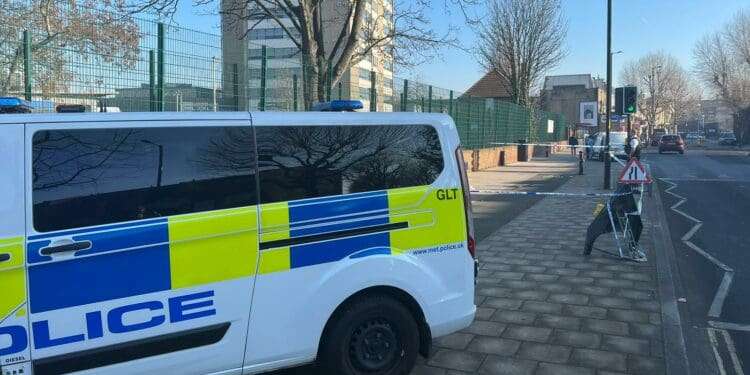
(256, 125, 443, 204)
(32, 126, 257, 232)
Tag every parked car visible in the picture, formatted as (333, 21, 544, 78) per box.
(590, 131, 628, 161)
(719, 133, 738, 146)
(658, 134, 686, 154)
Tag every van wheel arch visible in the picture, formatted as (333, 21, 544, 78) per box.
(318, 286, 432, 359)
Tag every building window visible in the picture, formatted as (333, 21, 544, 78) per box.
(249, 47, 300, 60)
(255, 125, 444, 203)
(247, 27, 298, 40)
(359, 69, 372, 81)
(32, 127, 257, 232)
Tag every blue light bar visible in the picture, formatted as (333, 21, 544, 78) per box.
(0, 97, 32, 113)
(312, 100, 364, 112)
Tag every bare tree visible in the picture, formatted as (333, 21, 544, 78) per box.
(619, 51, 700, 134)
(135, 0, 474, 109)
(0, 1, 140, 96)
(476, 0, 567, 107)
(693, 9, 750, 142)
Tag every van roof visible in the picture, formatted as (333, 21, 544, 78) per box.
(0, 111, 455, 128)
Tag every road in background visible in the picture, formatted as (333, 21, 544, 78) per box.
(646, 148, 750, 375)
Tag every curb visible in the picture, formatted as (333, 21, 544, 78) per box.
(648, 178, 691, 375)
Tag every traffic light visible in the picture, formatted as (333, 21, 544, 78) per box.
(615, 86, 637, 115)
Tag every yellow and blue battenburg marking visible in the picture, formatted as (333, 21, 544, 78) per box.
(258, 185, 467, 274)
(1, 236, 26, 321)
(25, 207, 258, 315)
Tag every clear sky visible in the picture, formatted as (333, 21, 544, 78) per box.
(171, 0, 748, 92)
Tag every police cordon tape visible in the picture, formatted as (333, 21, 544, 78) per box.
(490, 142, 610, 148)
(469, 189, 634, 198)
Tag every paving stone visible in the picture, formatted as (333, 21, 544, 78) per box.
(558, 276, 595, 285)
(629, 323, 662, 340)
(597, 279, 635, 289)
(427, 349, 485, 372)
(651, 340, 664, 358)
(475, 307, 495, 320)
(551, 329, 601, 349)
(504, 280, 538, 290)
(524, 273, 559, 282)
(562, 305, 608, 319)
(511, 290, 549, 301)
(537, 314, 582, 331)
(600, 335, 650, 355)
(578, 270, 615, 278)
(548, 268, 580, 276)
(536, 362, 595, 375)
(633, 281, 656, 291)
(573, 285, 612, 296)
(435, 332, 475, 350)
(627, 355, 666, 374)
(567, 262, 598, 270)
(537, 261, 566, 268)
(649, 313, 662, 325)
(583, 319, 630, 336)
(502, 325, 552, 343)
(466, 336, 521, 355)
(633, 300, 661, 312)
(537, 283, 573, 293)
(462, 320, 507, 336)
(490, 310, 537, 325)
(617, 289, 655, 300)
(498, 258, 532, 266)
(619, 272, 653, 282)
(514, 265, 547, 273)
(478, 355, 538, 375)
(590, 296, 633, 309)
(548, 293, 589, 305)
(411, 364, 448, 375)
(494, 271, 526, 280)
(521, 301, 563, 314)
(482, 263, 515, 271)
(607, 309, 651, 323)
(483, 297, 524, 310)
(477, 286, 514, 298)
(570, 348, 628, 372)
(516, 342, 571, 363)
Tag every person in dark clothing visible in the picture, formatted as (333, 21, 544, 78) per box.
(568, 135, 579, 156)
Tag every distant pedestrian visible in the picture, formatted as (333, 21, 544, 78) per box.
(626, 131, 641, 159)
(568, 135, 579, 156)
(585, 135, 595, 159)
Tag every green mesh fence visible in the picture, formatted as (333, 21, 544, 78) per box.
(1, 2, 569, 147)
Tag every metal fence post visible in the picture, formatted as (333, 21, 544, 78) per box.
(260, 45, 267, 111)
(326, 60, 332, 102)
(421, 97, 425, 112)
(293, 74, 298, 111)
(338, 82, 343, 100)
(402, 79, 408, 111)
(448, 90, 454, 117)
(23, 30, 32, 101)
(157, 22, 165, 111)
(232, 63, 239, 111)
(149, 50, 155, 111)
(428, 85, 433, 113)
(370, 70, 377, 112)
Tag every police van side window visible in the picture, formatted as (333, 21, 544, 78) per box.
(32, 126, 257, 232)
(256, 125, 443, 203)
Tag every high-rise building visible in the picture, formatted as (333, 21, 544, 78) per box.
(221, 0, 394, 111)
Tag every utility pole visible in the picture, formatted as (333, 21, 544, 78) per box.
(604, 0, 612, 190)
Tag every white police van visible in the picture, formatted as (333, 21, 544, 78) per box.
(0, 108, 476, 375)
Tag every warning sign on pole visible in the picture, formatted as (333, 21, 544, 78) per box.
(618, 158, 652, 184)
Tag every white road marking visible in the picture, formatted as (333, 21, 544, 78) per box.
(723, 329, 747, 375)
(709, 272, 735, 318)
(708, 328, 729, 375)
(710, 321, 750, 332)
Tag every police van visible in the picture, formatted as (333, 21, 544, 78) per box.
(0, 110, 476, 375)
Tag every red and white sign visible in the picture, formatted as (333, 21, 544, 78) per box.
(618, 158, 652, 184)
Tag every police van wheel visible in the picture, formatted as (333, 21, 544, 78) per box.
(318, 294, 419, 375)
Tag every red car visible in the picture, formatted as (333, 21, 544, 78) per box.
(658, 134, 685, 154)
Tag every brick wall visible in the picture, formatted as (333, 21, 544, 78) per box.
(461, 141, 568, 174)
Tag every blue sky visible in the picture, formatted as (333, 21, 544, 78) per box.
(171, 0, 748, 92)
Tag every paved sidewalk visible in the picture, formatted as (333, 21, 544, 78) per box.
(415, 163, 666, 374)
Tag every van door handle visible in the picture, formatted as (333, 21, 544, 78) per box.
(40, 240, 92, 256)
(0, 253, 10, 263)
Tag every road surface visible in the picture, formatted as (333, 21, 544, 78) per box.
(646, 148, 750, 375)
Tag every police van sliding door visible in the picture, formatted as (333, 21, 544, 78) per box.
(24, 121, 259, 375)
(0, 124, 31, 372)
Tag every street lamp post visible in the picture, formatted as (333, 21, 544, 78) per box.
(141, 140, 163, 187)
(649, 65, 662, 136)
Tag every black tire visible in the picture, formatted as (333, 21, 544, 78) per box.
(318, 294, 419, 375)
